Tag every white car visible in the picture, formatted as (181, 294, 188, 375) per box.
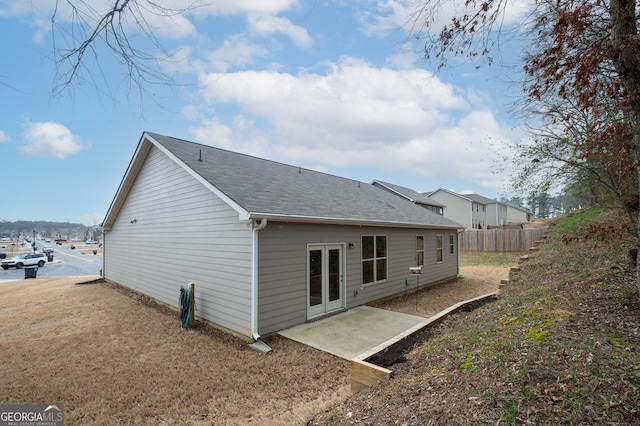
(1, 253, 47, 269)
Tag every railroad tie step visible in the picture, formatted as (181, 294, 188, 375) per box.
(499, 278, 510, 289)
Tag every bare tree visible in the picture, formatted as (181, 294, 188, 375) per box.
(409, 0, 640, 289)
(49, 0, 197, 98)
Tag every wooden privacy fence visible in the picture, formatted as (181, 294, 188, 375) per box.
(460, 228, 548, 252)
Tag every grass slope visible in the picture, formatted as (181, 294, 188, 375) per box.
(309, 207, 640, 425)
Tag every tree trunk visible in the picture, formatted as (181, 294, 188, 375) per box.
(610, 0, 640, 292)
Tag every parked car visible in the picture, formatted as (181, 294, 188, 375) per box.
(1, 253, 46, 269)
(0, 253, 7, 259)
(86, 240, 98, 244)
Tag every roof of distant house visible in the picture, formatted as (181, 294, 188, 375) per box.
(371, 180, 446, 207)
(462, 193, 500, 205)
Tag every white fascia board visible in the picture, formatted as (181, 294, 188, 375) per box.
(103, 134, 153, 228)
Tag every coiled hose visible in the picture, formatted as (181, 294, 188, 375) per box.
(179, 285, 193, 330)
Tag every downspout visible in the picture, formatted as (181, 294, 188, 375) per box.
(251, 218, 267, 341)
(457, 229, 462, 275)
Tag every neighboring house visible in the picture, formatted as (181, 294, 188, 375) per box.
(464, 193, 508, 227)
(371, 180, 445, 215)
(505, 201, 534, 225)
(426, 189, 481, 229)
(102, 132, 464, 343)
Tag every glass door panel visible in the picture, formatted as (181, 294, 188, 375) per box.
(308, 244, 343, 318)
(309, 249, 322, 308)
(328, 248, 340, 302)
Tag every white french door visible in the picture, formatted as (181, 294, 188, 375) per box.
(307, 244, 344, 319)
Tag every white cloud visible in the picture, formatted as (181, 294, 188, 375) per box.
(205, 36, 271, 72)
(359, 0, 534, 40)
(385, 48, 420, 69)
(20, 122, 88, 159)
(188, 57, 520, 194)
(358, 0, 411, 37)
(191, 0, 299, 17)
(141, 11, 196, 40)
(0, 131, 9, 143)
(247, 14, 312, 48)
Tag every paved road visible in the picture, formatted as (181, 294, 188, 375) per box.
(0, 242, 102, 283)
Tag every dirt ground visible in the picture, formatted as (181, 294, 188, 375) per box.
(0, 253, 516, 425)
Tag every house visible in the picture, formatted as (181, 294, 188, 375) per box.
(505, 201, 534, 225)
(371, 180, 445, 215)
(101, 132, 465, 342)
(425, 189, 484, 229)
(464, 193, 508, 227)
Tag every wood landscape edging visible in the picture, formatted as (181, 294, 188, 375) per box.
(349, 291, 499, 392)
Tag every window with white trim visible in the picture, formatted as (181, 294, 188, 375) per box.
(362, 235, 387, 285)
(449, 234, 455, 255)
(436, 235, 443, 263)
(416, 235, 424, 266)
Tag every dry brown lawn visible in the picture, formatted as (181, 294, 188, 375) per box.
(0, 252, 516, 425)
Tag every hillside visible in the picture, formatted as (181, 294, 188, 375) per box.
(309, 207, 640, 425)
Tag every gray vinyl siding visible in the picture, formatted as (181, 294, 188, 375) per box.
(256, 222, 458, 336)
(429, 191, 472, 229)
(507, 206, 529, 224)
(104, 146, 253, 337)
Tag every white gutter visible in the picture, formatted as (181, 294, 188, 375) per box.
(251, 218, 267, 340)
(245, 212, 462, 230)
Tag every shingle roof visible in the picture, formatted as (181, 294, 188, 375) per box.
(147, 132, 463, 229)
(371, 180, 446, 208)
(463, 193, 497, 205)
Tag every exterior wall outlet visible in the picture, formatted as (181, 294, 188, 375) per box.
(353, 290, 359, 296)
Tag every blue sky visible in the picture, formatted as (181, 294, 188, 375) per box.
(0, 0, 530, 225)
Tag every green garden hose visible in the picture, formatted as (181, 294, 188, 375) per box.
(179, 285, 193, 329)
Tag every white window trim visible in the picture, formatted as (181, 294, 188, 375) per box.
(436, 234, 443, 263)
(416, 235, 425, 266)
(361, 234, 388, 286)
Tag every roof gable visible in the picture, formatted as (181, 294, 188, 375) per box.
(428, 188, 473, 203)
